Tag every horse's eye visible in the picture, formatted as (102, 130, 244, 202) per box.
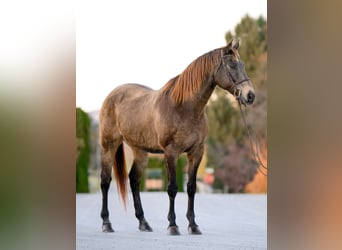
(226, 55, 235, 64)
(229, 60, 237, 68)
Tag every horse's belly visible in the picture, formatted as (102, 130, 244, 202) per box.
(137, 146, 164, 154)
(124, 137, 163, 154)
(118, 120, 161, 152)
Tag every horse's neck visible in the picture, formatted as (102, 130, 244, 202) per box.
(190, 51, 220, 116)
(192, 76, 216, 116)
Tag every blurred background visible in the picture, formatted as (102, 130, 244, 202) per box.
(76, 12, 267, 195)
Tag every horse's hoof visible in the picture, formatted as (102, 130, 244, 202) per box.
(188, 225, 202, 235)
(167, 225, 180, 235)
(102, 223, 114, 232)
(139, 221, 153, 232)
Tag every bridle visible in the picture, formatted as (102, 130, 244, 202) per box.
(214, 49, 250, 100)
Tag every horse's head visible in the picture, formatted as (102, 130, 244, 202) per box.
(214, 39, 255, 105)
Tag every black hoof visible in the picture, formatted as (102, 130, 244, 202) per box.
(188, 225, 202, 235)
(102, 223, 114, 232)
(167, 225, 180, 235)
(139, 221, 153, 232)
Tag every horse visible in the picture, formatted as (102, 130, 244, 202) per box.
(99, 39, 255, 235)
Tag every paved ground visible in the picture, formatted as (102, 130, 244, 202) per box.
(76, 186, 266, 250)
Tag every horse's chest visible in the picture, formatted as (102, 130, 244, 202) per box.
(159, 118, 206, 151)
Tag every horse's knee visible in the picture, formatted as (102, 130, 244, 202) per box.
(187, 182, 197, 196)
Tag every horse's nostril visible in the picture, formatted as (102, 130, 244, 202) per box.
(247, 91, 255, 103)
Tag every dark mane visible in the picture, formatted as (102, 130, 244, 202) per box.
(161, 49, 221, 104)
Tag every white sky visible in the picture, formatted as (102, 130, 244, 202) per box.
(76, 0, 267, 112)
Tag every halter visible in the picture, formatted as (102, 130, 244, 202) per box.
(215, 50, 250, 99)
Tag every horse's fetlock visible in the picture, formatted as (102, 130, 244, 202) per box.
(101, 211, 109, 219)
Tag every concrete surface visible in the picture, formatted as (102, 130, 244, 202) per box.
(76, 186, 266, 250)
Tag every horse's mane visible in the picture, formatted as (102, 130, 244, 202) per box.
(161, 48, 221, 104)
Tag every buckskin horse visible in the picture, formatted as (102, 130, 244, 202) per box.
(99, 39, 255, 235)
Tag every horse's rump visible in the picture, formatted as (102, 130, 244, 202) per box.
(100, 83, 161, 152)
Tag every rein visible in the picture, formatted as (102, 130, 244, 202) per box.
(237, 100, 268, 176)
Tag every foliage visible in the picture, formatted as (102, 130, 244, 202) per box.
(207, 89, 246, 169)
(215, 141, 258, 193)
(207, 89, 246, 144)
(206, 15, 267, 193)
(76, 107, 91, 193)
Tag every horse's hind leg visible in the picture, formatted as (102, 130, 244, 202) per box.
(100, 140, 120, 232)
(164, 148, 180, 235)
(129, 148, 152, 232)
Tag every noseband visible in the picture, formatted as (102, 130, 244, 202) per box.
(215, 50, 250, 99)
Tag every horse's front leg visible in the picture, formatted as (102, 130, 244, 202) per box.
(186, 146, 204, 234)
(164, 149, 180, 235)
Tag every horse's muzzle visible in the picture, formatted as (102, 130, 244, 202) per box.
(246, 91, 255, 105)
(238, 90, 255, 106)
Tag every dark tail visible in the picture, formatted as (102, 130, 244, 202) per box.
(112, 143, 128, 209)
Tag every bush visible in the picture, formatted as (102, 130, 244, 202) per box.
(76, 108, 91, 193)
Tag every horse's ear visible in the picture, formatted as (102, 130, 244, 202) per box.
(233, 39, 240, 50)
(223, 39, 234, 55)
(227, 39, 234, 48)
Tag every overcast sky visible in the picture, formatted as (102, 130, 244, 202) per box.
(76, 0, 267, 112)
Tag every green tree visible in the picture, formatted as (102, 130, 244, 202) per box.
(207, 89, 245, 145)
(76, 107, 91, 193)
(207, 89, 246, 168)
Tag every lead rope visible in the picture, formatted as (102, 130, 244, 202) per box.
(238, 101, 268, 176)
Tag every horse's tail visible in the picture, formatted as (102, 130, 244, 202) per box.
(113, 143, 128, 209)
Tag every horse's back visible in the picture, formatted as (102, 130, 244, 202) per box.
(101, 83, 154, 108)
(114, 83, 153, 96)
